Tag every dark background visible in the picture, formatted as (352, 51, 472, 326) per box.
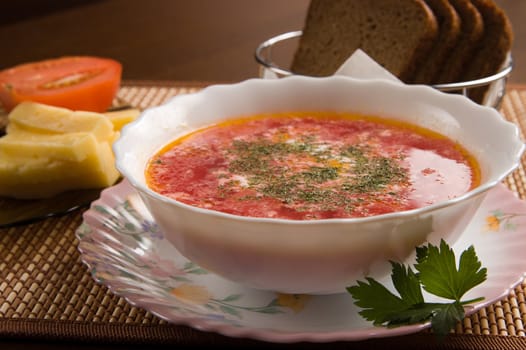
(0, 0, 523, 83)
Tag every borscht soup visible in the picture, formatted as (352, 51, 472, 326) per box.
(146, 112, 480, 220)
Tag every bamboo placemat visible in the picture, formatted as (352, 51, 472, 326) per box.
(0, 81, 526, 349)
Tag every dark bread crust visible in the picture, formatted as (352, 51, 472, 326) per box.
(290, 0, 438, 81)
(462, 0, 513, 103)
(410, 0, 462, 84)
(434, 0, 484, 84)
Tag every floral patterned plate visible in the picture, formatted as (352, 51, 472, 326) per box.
(77, 180, 526, 343)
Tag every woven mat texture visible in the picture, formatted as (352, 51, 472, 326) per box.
(1, 82, 526, 349)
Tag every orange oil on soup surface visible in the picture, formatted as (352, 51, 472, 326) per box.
(146, 112, 480, 220)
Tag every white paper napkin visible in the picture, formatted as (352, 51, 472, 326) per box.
(262, 49, 402, 84)
(333, 49, 402, 84)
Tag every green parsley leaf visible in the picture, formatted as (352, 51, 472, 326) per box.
(430, 301, 465, 337)
(346, 277, 409, 325)
(387, 303, 435, 325)
(415, 240, 487, 300)
(346, 239, 487, 338)
(391, 261, 424, 305)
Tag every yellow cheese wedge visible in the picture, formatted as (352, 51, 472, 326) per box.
(0, 141, 119, 199)
(7, 101, 114, 142)
(0, 101, 124, 199)
(104, 108, 141, 131)
(0, 132, 99, 162)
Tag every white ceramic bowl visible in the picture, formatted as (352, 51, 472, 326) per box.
(114, 76, 524, 294)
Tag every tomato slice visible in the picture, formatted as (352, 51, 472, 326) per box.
(0, 56, 122, 113)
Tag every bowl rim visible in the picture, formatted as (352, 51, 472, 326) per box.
(115, 76, 525, 225)
(254, 30, 513, 92)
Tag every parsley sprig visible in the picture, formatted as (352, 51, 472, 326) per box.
(346, 239, 487, 337)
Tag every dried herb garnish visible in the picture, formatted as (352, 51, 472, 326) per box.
(223, 136, 408, 213)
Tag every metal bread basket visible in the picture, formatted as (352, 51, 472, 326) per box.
(255, 31, 513, 109)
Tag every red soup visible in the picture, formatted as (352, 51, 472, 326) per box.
(146, 112, 480, 220)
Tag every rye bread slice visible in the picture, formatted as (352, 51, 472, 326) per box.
(290, 0, 438, 81)
(434, 0, 484, 84)
(461, 0, 513, 103)
(410, 0, 462, 84)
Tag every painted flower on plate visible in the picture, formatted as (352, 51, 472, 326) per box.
(136, 253, 186, 279)
(276, 293, 311, 313)
(484, 210, 526, 232)
(170, 284, 212, 305)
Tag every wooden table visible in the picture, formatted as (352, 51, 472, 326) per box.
(1, 82, 526, 350)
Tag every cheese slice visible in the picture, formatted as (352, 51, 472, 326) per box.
(104, 108, 141, 131)
(0, 102, 123, 199)
(7, 101, 114, 141)
(0, 132, 99, 162)
(0, 141, 119, 199)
